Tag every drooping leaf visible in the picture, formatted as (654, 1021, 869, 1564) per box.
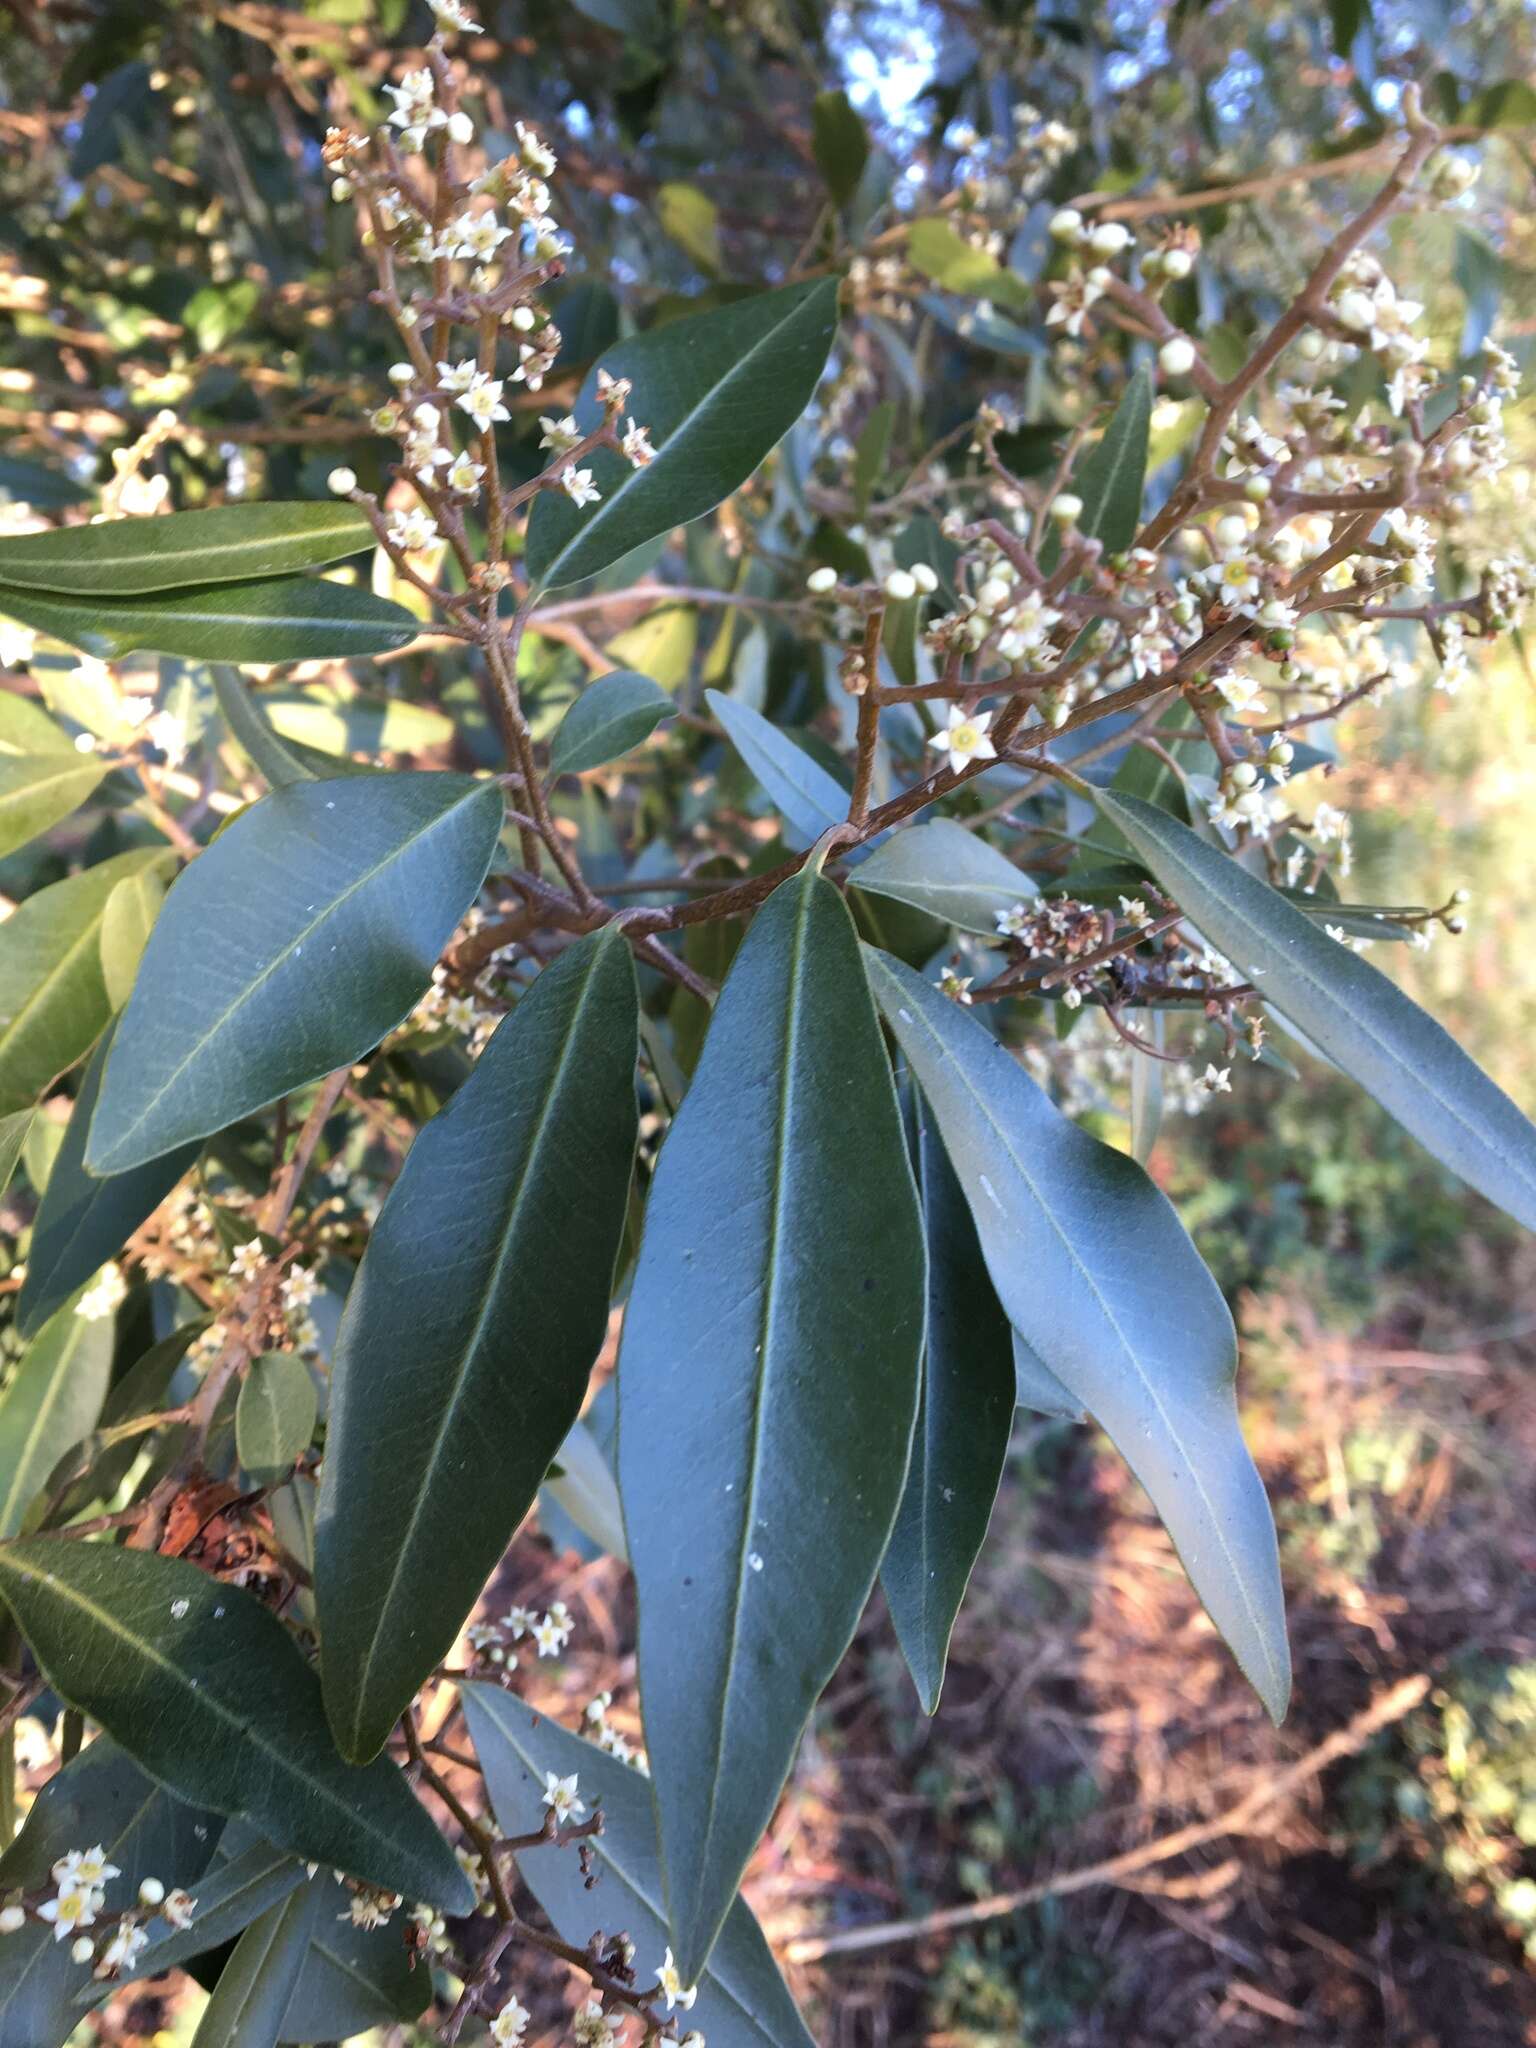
(618, 868, 925, 1980)
(705, 689, 846, 849)
(881, 1099, 1016, 1714)
(0, 504, 376, 596)
(87, 774, 505, 1175)
(1098, 789, 1536, 1232)
(549, 669, 673, 775)
(526, 280, 841, 590)
(188, 1886, 313, 2048)
(0, 1738, 221, 2048)
(812, 89, 870, 206)
(463, 1685, 816, 2048)
(316, 927, 639, 1762)
(864, 946, 1290, 1724)
(99, 865, 167, 1010)
(237, 1354, 318, 1486)
(1042, 366, 1153, 571)
(18, 1022, 200, 1338)
(851, 818, 1036, 936)
(0, 1296, 115, 1537)
(0, 575, 417, 664)
(0, 1538, 475, 1912)
(0, 753, 110, 860)
(544, 1415, 628, 1562)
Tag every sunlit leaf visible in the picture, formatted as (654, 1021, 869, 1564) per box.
(0, 504, 376, 595)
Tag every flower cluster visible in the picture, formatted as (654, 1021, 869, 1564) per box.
(466, 1596, 574, 1663)
(0, 1851, 195, 1976)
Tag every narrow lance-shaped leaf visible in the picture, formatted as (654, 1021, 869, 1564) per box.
(0, 503, 377, 595)
(1098, 788, 1536, 1231)
(316, 926, 639, 1762)
(463, 1685, 816, 2048)
(18, 1020, 200, 1339)
(237, 1354, 318, 1486)
(0, 1538, 475, 1912)
(211, 664, 322, 788)
(100, 865, 167, 1011)
(86, 773, 505, 1175)
(0, 754, 110, 861)
(852, 818, 1037, 936)
(705, 689, 847, 850)
(526, 279, 841, 590)
(864, 945, 1291, 1724)
(1041, 365, 1153, 572)
(549, 669, 673, 775)
(881, 1098, 1016, 1714)
(187, 1885, 313, 2048)
(0, 1109, 31, 1201)
(0, 574, 417, 664)
(0, 1295, 115, 1538)
(618, 867, 925, 1981)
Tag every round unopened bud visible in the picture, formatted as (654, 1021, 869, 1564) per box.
(883, 569, 917, 602)
(70, 1938, 94, 1966)
(330, 177, 353, 203)
(1335, 288, 1376, 334)
(806, 566, 837, 594)
(1215, 513, 1249, 550)
(1048, 207, 1084, 242)
(910, 563, 939, 594)
(1161, 246, 1193, 280)
(1269, 739, 1295, 765)
(1228, 761, 1260, 790)
(1158, 336, 1196, 378)
(1446, 915, 1466, 935)
(976, 575, 1011, 611)
(1296, 331, 1325, 361)
(446, 110, 474, 144)
(1088, 220, 1131, 257)
(0, 1906, 25, 1934)
(327, 467, 357, 497)
(510, 305, 536, 332)
(1267, 627, 1296, 651)
(138, 1878, 166, 1908)
(1450, 887, 1470, 905)
(1243, 474, 1272, 502)
(387, 363, 414, 386)
(1049, 492, 1083, 527)
(1235, 788, 1268, 820)
(1171, 596, 1197, 626)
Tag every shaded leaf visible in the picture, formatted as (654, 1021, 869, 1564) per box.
(1042, 366, 1153, 571)
(0, 753, 110, 860)
(618, 869, 925, 1979)
(316, 928, 638, 1761)
(0, 1295, 115, 1537)
(463, 1685, 815, 2048)
(1010, 1329, 1084, 1420)
(188, 1886, 312, 2048)
(852, 818, 1035, 936)
(211, 664, 330, 788)
(237, 1354, 318, 1486)
(706, 689, 846, 849)
(0, 505, 376, 596)
(864, 945, 1290, 1724)
(812, 90, 870, 206)
(87, 774, 504, 1174)
(526, 281, 841, 590)
(657, 182, 722, 271)
(549, 669, 673, 775)
(1098, 789, 1536, 1232)
(0, 1538, 475, 1911)
(0, 575, 417, 664)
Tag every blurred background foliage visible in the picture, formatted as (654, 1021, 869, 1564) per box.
(3, 0, 1536, 2041)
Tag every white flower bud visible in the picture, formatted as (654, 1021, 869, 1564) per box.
(806, 566, 837, 594)
(975, 575, 1011, 611)
(1088, 220, 1131, 257)
(883, 569, 917, 602)
(1161, 246, 1193, 280)
(510, 305, 536, 332)
(71, 1938, 94, 1966)
(1050, 492, 1083, 526)
(1215, 513, 1249, 550)
(446, 111, 474, 144)
(1158, 336, 1196, 377)
(1048, 207, 1084, 242)
(1228, 761, 1260, 790)
(1450, 886, 1470, 905)
(330, 177, 353, 203)
(1243, 474, 1272, 502)
(326, 467, 357, 496)
(138, 1878, 166, 1908)
(0, 1906, 25, 1934)
(910, 563, 939, 593)
(1296, 330, 1325, 360)
(1335, 288, 1376, 333)
(387, 363, 414, 385)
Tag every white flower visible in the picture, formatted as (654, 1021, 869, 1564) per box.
(428, 0, 482, 31)
(281, 1264, 318, 1311)
(539, 414, 581, 455)
(594, 369, 632, 412)
(927, 704, 997, 775)
(53, 1848, 120, 1895)
(1202, 1064, 1232, 1094)
(445, 209, 513, 262)
(936, 969, 973, 1005)
(385, 507, 440, 553)
(445, 451, 485, 496)
(77, 1266, 127, 1323)
(436, 359, 480, 394)
(1118, 896, 1151, 928)
(0, 618, 37, 669)
(514, 121, 558, 178)
(456, 374, 510, 432)
(541, 1770, 586, 1823)
(344, 1887, 401, 1929)
(503, 1603, 536, 1638)
(995, 901, 1032, 938)
(161, 1890, 196, 1931)
(229, 1240, 264, 1282)
(531, 1612, 570, 1656)
(490, 1996, 530, 2043)
(560, 466, 601, 509)
(574, 2001, 617, 2047)
(620, 419, 656, 468)
(97, 1920, 150, 1975)
(38, 1888, 98, 1941)
(657, 1947, 698, 2012)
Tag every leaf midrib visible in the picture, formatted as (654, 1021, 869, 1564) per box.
(0, 506, 369, 587)
(0, 1320, 93, 1537)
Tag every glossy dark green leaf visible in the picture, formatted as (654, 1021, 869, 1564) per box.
(706, 689, 846, 849)
(1042, 366, 1152, 573)
(0, 1538, 475, 1911)
(881, 1100, 1016, 1714)
(18, 1022, 199, 1338)
(852, 818, 1036, 936)
(87, 774, 505, 1175)
(0, 1738, 221, 2048)
(526, 280, 841, 590)
(549, 669, 673, 774)
(78, 1839, 304, 2004)
(237, 1354, 317, 1485)
(1098, 789, 1536, 1232)
(812, 89, 870, 206)
(618, 868, 925, 1980)
(865, 946, 1290, 1724)
(0, 1295, 115, 1537)
(463, 1685, 815, 2048)
(211, 664, 321, 788)
(278, 1872, 430, 2040)
(189, 1885, 313, 2048)
(52, 1320, 206, 1521)
(316, 927, 638, 1762)
(100, 865, 167, 1010)
(0, 575, 417, 664)
(0, 753, 110, 860)
(0, 505, 376, 596)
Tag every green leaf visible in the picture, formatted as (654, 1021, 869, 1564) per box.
(0, 575, 418, 664)
(881, 1099, 1016, 1713)
(188, 1885, 313, 2048)
(852, 818, 1036, 936)
(906, 219, 1033, 313)
(99, 866, 166, 1011)
(0, 1738, 221, 2048)
(0, 1109, 31, 1200)
(86, 773, 504, 1175)
(49, 1321, 204, 1522)
(1011, 1329, 1084, 1419)
(316, 927, 638, 1762)
(1098, 789, 1536, 1231)
(0, 753, 110, 860)
(462, 1685, 815, 2048)
(237, 1354, 318, 1486)
(852, 399, 895, 517)
(211, 664, 326, 788)
(705, 689, 847, 849)
(0, 693, 75, 755)
(18, 1022, 200, 1339)
(0, 504, 376, 596)
(1464, 78, 1536, 127)
(618, 869, 925, 1980)
(812, 89, 870, 206)
(864, 946, 1290, 1725)
(1042, 366, 1153, 571)
(0, 1296, 115, 1538)
(526, 280, 841, 590)
(101, 1839, 306, 1991)
(657, 182, 722, 271)
(277, 1865, 431, 2039)
(549, 669, 673, 775)
(0, 848, 175, 1116)
(0, 1538, 475, 1912)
